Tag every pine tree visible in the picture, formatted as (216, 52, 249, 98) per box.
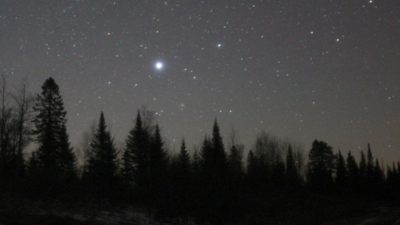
(200, 135, 213, 174)
(175, 139, 191, 211)
(373, 159, 383, 184)
(307, 140, 335, 190)
(359, 151, 367, 183)
(58, 124, 76, 179)
(335, 150, 346, 189)
(149, 124, 168, 187)
(122, 112, 150, 188)
(88, 112, 118, 184)
(346, 151, 359, 191)
(366, 144, 374, 182)
(198, 120, 229, 223)
(192, 148, 201, 176)
(32, 77, 76, 180)
(227, 143, 244, 177)
(177, 139, 191, 174)
(210, 119, 228, 174)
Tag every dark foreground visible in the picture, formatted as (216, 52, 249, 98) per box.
(0, 195, 397, 225)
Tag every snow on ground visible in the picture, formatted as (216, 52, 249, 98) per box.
(40, 209, 196, 225)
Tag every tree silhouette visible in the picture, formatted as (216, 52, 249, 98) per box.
(32, 77, 76, 184)
(366, 144, 374, 186)
(122, 112, 150, 189)
(149, 124, 169, 189)
(359, 151, 367, 188)
(307, 140, 334, 191)
(58, 124, 77, 180)
(345, 151, 359, 192)
(335, 150, 346, 190)
(85, 112, 118, 185)
(286, 145, 299, 186)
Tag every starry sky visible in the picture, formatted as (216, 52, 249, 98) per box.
(1, 0, 400, 161)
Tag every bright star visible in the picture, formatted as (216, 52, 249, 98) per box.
(155, 62, 163, 70)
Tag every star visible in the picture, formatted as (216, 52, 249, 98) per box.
(155, 62, 164, 70)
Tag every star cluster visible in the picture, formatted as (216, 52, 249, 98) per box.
(1, 0, 400, 161)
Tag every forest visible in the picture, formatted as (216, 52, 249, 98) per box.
(0, 76, 399, 225)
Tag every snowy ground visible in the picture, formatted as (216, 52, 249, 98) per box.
(35, 209, 196, 225)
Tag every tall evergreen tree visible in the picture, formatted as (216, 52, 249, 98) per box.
(307, 140, 335, 190)
(211, 119, 227, 171)
(32, 77, 76, 180)
(346, 151, 359, 191)
(149, 124, 169, 187)
(335, 150, 346, 189)
(366, 144, 374, 182)
(359, 151, 367, 183)
(175, 139, 191, 212)
(122, 112, 150, 188)
(373, 159, 383, 182)
(58, 124, 76, 179)
(86, 112, 118, 184)
(227, 143, 244, 177)
(177, 139, 191, 174)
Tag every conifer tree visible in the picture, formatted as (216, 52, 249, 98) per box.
(32, 77, 76, 180)
(87, 112, 118, 184)
(58, 124, 77, 179)
(177, 139, 191, 174)
(149, 124, 168, 187)
(346, 151, 359, 190)
(227, 143, 244, 177)
(359, 151, 367, 183)
(122, 112, 150, 188)
(192, 148, 201, 176)
(335, 150, 346, 189)
(200, 135, 213, 174)
(175, 139, 191, 211)
(373, 159, 384, 188)
(210, 119, 228, 174)
(366, 144, 374, 182)
(307, 140, 335, 190)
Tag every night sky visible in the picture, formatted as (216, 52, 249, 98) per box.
(1, 0, 400, 162)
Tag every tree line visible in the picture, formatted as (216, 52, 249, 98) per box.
(1, 76, 400, 224)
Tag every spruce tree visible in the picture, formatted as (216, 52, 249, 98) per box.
(175, 139, 191, 214)
(227, 143, 244, 177)
(359, 151, 367, 183)
(88, 112, 118, 184)
(335, 150, 346, 189)
(32, 77, 76, 180)
(58, 124, 76, 179)
(373, 159, 384, 189)
(122, 112, 150, 188)
(346, 151, 359, 191)
(210, 119, 228, 174)
(200, 135, 213, 174)
(177, 139, 191, 174)
(307, 140, 335, 190)
(192, 148, 201, 176)
(149, 124, 168, 187)
(366, 144, 374, 182)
